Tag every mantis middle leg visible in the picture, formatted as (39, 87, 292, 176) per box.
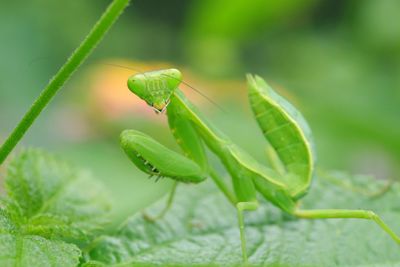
(143, 181, 179, 222)
(237, 201, 259, 263)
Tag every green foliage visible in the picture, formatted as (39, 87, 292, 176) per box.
(0, 149, 111, 267)
(86, 174, 400, 267)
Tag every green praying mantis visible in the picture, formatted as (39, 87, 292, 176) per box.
(119, 68, 400, 263)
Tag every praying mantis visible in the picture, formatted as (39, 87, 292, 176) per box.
(119, 68, 400, 264)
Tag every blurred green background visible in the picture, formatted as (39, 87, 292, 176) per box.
(1, 0, 400, 225)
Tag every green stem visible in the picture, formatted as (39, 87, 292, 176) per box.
(0, 0, 131, 165)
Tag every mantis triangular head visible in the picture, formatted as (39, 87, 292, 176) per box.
(127, 68, 182, 113)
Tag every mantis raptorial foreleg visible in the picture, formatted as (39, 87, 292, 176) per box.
(120, 69, 400, 264)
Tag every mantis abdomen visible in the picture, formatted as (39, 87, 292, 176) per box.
(248, 75, 315, 199)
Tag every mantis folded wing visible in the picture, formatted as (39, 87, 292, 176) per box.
(120, 69, 400, 264)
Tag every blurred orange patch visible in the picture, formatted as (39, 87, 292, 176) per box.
(90, 60, 172, 120)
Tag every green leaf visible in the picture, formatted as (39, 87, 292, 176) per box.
(0, 149, 111, 267)
(0, 233, 81, 267)
(86, 172, 400, 267)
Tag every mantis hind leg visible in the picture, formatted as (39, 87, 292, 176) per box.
(237, 201, 259, 264)
(294, 208, 400, 245)
(143, 181, 179, 222)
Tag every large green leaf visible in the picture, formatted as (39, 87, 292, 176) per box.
(0, 232, 80, 267)
(0, 149, 111, 267)
(86, 172, 400, 267)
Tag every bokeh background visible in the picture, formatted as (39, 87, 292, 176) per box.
(1, 0, 400, 224)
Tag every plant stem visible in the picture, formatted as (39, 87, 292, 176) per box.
(0, 0, 131, 165)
